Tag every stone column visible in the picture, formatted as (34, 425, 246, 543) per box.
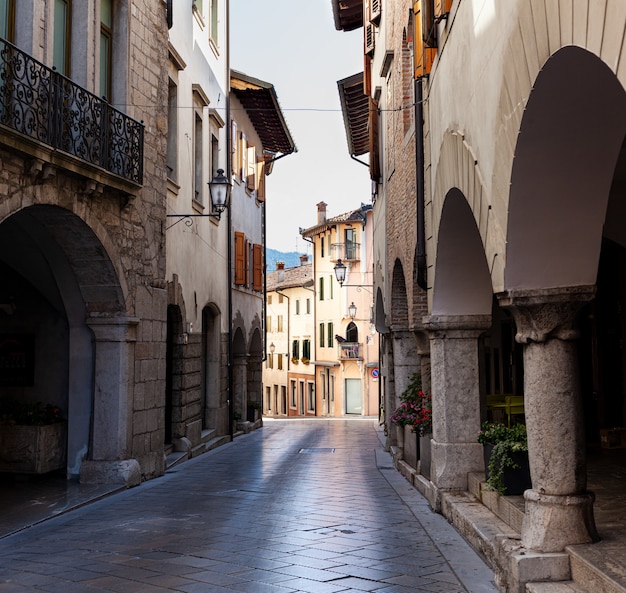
(499, 287, 599, 552)
(390, 329, 419, 457)
(80, 316, 141, 486)
(423, 314, 491, 491)
(232, 354, 248, 419)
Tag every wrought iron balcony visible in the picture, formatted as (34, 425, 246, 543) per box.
(0, 38, 143, 185)
(330, 242, 360, 262)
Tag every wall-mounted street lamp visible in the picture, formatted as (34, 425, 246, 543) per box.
(334, 259, 346, 286)
(269, 342, 275, 354)
(166, 168, 232, 229)
(348, 302, 357, 319)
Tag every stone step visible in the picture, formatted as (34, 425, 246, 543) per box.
(567, 542, 626, 593)
(526, 582, 587, 593)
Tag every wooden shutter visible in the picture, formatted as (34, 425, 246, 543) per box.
(256, 159, 266, 202)
(247, 145, 256, 191)
(253, 243, 263, 291)
(234, 231, 246, 285)
(231, 120, 238, 177)
(413, 1, 436, 78)
(434, 0, 452, 18)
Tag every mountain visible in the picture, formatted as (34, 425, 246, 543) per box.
(266, 248, 309, 270)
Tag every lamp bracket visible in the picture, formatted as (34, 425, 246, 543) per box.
(166, 213, 222, 230)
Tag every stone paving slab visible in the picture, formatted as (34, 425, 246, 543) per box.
(0, 419, 498, 593)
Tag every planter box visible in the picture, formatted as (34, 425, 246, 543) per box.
(0, 422, 67, 474)
(483, 443, 531, 495)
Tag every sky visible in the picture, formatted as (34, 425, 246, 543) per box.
(229, 0, 372, 254)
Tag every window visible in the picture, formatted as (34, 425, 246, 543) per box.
(100, 0, 112, 99)
(268, 353, 273, 369)
(277, 315, 283, 332)
(327, 322, 333, 348)
(235, 232, 246, 285)
(231, 120, 238, 176)
(329, 276, 334, 299)
(266, 316, 271, 332)
(319, 277, 324, 301)
(268, 295, 272, 305)
(295, 300, 300, 315)
(253, 244, 263, 291)
(277, 354, 283, 370)
(321, 237, 324, 258)
(292, 340, 299, 360)
(290, 380, 296, 408)
(303, 339, 311, 360)
(307, 382, 315, 413)
(278, 294, 284, 304)
(319, 323, 325, 348)
(0, 0, 15, 41)
(281, 386, 287, 414)
(345, 228, 357, 260)
(266, 386, 271, 411)
(53, 0, 71, 76)
(306, 298, 311, 314)
(166, 79, 178, 181)
(247, 144, 256, 191)
(299, 381, 305, 414)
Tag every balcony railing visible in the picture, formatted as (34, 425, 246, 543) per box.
(0, 38, 143, 184)
(330, 242, 360, 262)
(339, 342, 362, 360)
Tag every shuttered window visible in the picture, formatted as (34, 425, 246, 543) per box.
(253, 243, 263, 291)
(235, 231, 246, 285)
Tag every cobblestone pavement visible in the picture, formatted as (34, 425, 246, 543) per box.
(0, 419, 498, 593)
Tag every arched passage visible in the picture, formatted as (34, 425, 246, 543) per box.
(433, 189, 492, 316)
(500, 46, 626, 552)
(506, 47, 626, 290)
(0, 205, 127, 479)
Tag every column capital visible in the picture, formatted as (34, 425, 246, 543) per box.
(422, 314, 492, 338)
(497, 286, 595, 343)
(86, 316, 140, 342)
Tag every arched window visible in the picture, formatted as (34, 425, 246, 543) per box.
(346, 321, 358, 343)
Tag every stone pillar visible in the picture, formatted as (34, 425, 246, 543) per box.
(499, 287, 599, 552)
(390, 329, 419, 457)
(423, 315, 491, 491)
(415, 330, 431, 396)
(232, 354, 248, 419)
(80, 316, 141, 486)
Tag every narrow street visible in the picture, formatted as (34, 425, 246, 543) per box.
(0, 419, 497, 593)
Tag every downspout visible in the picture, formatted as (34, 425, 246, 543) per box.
(415, 78, 427, 290)
(226, 0, 234, 440)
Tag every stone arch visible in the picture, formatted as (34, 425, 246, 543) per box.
(390, 259, 409, 329)
(430, 130, 501, 306)
(432, 189, 493, 316)
(0, 204, 130, 479)
(506, 46, 626, 290)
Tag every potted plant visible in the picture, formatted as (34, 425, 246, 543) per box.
(301, 356, 310, 365)
(291, 356, 299, 365)
(478, 421, 530, 495)
(0, 399, 66, 474)
(389, 373, 432, 476)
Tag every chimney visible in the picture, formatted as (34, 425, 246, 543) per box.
(276, 261, 285, 271)
(299, 254, 309, 266)
(316, 201, 327, 224)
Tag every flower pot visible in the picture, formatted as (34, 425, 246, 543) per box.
(483, 443, 531, 495)
(0, 422, 67, 474)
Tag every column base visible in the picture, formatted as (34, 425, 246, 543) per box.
(431, 440, 484, 490)
(80, 459, 142, 487)
(522, 489, 599, 552)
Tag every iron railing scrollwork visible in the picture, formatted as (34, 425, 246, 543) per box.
(0, 38, 143, 184)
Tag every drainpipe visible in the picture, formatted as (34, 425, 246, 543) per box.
(226, 0, 234, 440)
(415, 78, 427, 290)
